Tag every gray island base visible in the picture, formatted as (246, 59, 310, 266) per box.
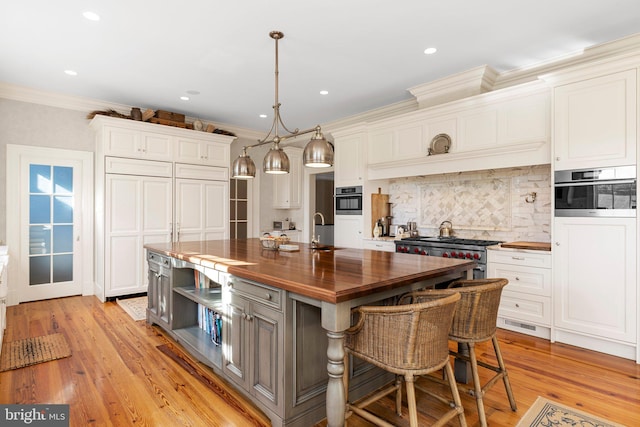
(144, 239, 475, 427)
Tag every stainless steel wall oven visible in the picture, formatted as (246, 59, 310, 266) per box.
(335, 186, 362, 215)
(554, 165, 636, 217)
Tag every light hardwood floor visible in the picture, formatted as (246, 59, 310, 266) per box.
(0, 296, 638, 426)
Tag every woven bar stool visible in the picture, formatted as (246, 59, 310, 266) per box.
(344, 292, 467, 427)
(401, 278, 517, 427)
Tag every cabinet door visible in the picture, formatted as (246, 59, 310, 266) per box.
(106, 175, 172, 296)
(224, 293, 250, 389)
(175, 179, 229, 242)
(553, 217, 636, 343)
(272, 148, 302, 209)
(250, 302, 284, 412)
(334, 134, 365, 187)
(104, 127, 172, 161)
(554, 69, 637, 170)
(334, 216, 363, 249)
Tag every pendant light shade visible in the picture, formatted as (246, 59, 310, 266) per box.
(263, 141, 290, 174)
(231, 30, 334, 179)
(232, 147, 256, 179)
(303, 128, 334, 168)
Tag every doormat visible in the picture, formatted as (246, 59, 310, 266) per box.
(516, 396, 626, 427)
(116, 296, 147, 321)
(0, 333, 71, 372)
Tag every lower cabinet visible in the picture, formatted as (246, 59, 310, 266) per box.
(147, 251, 172, 330)
(334, 216, 363, 249)
(223, 276, 284, 415)
(487, 247, 552, 339)
(361, 238, 396, 252)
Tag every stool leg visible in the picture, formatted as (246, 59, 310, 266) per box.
(395, 375, 402, 416)
(492, 335, 517, 411)
(444, 361, 468, 427)
(468, 343, 488, 427)
(404, 374, 418, 427)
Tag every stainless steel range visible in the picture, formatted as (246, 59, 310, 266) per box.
(395, 237, 502, 279)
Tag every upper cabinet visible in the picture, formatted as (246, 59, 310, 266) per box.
(366, 82, 551, 180)
(103, 126, 173, 161)
(273, 147, 302, 209)
(92, 115, 235, 166)
(332, 125, 367, 188)
(175, 136, 230, 167)
(553, 68, 637, 170)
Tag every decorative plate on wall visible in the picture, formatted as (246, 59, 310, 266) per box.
(428, 133, 451, 155)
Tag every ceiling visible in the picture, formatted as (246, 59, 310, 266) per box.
(3, 1, 640, 134)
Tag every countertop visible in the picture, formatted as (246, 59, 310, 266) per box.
(500, 241, 551, 251)
(144, 238, 476, 304)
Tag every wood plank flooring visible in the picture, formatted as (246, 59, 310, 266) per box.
(1, 296, 639, 426)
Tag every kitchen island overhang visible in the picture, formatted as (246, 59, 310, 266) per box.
(144, 239, 476, 427)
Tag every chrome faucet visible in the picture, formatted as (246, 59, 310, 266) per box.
(311, 212, 325, 247)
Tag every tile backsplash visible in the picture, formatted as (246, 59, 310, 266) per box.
(388, 164, 551, 243)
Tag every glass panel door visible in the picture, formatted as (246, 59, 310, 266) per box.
(29, 164, 74, 286)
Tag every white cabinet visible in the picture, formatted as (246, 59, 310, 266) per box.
(273, 147, 302, 209)
(175, 163, 229, 242)
(175, 136, 230, 167)
(361, 239, 395, 252)
(333, 127, 366, 187)
(553, 217, 637, 360)
(91, 116, 234, 299)
(104, 163, 173, 297)
(553, 69, 637, 170)
(488, 247, 551, 339)
(102, 125, 173, 161)
(334, 216, 363, 249)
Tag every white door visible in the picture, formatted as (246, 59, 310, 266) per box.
(105, 174, 172, 297)
(175, 178, 228, 242)
(6, 145, 93, 303)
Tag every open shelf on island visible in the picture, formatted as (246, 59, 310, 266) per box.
(173, 286, 223, 309)
(171, 285, 224, 369)
(173, 325, 222, 369)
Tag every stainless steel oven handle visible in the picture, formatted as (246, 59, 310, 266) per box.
(555, 179, 636, 187)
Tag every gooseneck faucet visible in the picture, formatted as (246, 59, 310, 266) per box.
(311, 212, 325, 248)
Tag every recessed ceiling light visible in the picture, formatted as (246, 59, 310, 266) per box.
(83, 11, 100, 21)
(319, 90, 329, 95)
(259, 114, 268, 118)
(64, 70, 78, 76)
(180, 96, 189, 101)
(424, 47, 437, 55)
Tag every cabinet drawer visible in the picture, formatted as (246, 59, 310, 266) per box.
(499, 291, 550, 326)
(228, 276, 283, 311)
(487, 249, 551, 268)
(147, 251, 171, 268)
(488, 263, 551, 297)
(362, 240, 395, 252)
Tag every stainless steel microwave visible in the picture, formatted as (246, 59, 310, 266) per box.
(554, 166, 636, 217)
(335, 186, 362, 215)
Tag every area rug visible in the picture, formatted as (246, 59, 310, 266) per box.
(116, 296, 147, 321)
(0, 333, 71, 372)
(516, 396, 626, 427)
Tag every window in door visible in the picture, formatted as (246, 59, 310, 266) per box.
(29, 164, 74, 285)
(230, 178, 247, 239)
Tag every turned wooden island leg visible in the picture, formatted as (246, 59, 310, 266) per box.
(326, 330, 346, 427)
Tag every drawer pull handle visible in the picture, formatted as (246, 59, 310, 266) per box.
(512, 256, 525, 260)
(265, 293, 272, 300)
(228, 281, 233, 288)
(515, 303, 520, 308)
(515, 277, 520, 281)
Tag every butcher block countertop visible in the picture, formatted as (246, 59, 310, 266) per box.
(144, 238, 476, 304)
(500, 241, 551, 251)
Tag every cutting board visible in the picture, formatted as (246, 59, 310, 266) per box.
(501, 241, 551, 251)
(371, 188, 390, 232)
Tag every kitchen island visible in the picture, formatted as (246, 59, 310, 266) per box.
(144, 239, 476, 427)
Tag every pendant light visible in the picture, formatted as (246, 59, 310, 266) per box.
(231, 31, 334, 179)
